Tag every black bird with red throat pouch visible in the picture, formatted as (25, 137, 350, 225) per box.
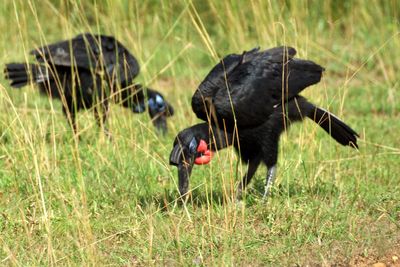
(170, 46, 358, 199)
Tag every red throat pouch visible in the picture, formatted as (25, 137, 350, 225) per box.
(194, 139, 213, 165)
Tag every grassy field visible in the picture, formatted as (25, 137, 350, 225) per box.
(0, 0, 399, 265)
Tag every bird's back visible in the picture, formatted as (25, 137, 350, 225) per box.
(30, 33, 140, 87)
(191, 46, 324, 129)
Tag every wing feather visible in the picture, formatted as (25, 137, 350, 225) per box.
(191, 46, 324, 128)
(30, 33, 140, 86)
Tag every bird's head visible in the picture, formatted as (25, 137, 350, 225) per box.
(147, 90, 174, 134)
(170, 123, 232, 196)
(169, 125, 213, 167)
(124, 85, 174, 133)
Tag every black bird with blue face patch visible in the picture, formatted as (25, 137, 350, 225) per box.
(170, 46, 358, 199)
(4, 33, 174, 136)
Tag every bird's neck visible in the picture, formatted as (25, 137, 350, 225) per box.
(118, 84, 145, 108)
(200, 123, 234, 151)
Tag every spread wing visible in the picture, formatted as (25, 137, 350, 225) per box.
(191, 46, 324, 128)
(30, 33, 140, 86)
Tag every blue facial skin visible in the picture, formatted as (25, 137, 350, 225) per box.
(148, 94, 166, 114)
(147, 93, 169, 134)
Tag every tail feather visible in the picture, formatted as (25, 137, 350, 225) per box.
(4, 63, 47, 88)
(285, 96, 358, 149)
(10, 76, 30, 88)
(309, 107, 359, 148)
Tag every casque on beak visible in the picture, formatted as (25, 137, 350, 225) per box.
(169, 140, 196, 196)
(169, 143, 183, 166)
(169, 137, 214, 197)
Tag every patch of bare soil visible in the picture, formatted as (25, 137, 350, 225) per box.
(344, 244, 400, 267)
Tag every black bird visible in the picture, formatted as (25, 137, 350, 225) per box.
(169, 46, 358, 199)
(4, 33, 174, 137)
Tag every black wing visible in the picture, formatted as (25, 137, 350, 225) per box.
(191, 46, 324, 128)
(30, 33, 140, 86)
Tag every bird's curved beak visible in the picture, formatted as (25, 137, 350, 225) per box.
(148, 100, 173, 134)
(151, 112, 168, 134)
(169, 144, 195, 196)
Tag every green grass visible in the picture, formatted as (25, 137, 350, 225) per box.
(0, 0, 399, 265)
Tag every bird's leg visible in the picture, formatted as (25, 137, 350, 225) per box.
(62, 106, 79, 138)
(263, 165, 277, 199)
(178, 159, 194, 202)
(70, 115, 78, 136)
(94, 102, 112, 140)
(236, 157, 261, 200)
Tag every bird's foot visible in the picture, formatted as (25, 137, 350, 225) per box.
(263, 165, 277, 201)
(235, 198, 245, 209)
(262, 186, 271, 201)
(235, 187, 244, 201)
